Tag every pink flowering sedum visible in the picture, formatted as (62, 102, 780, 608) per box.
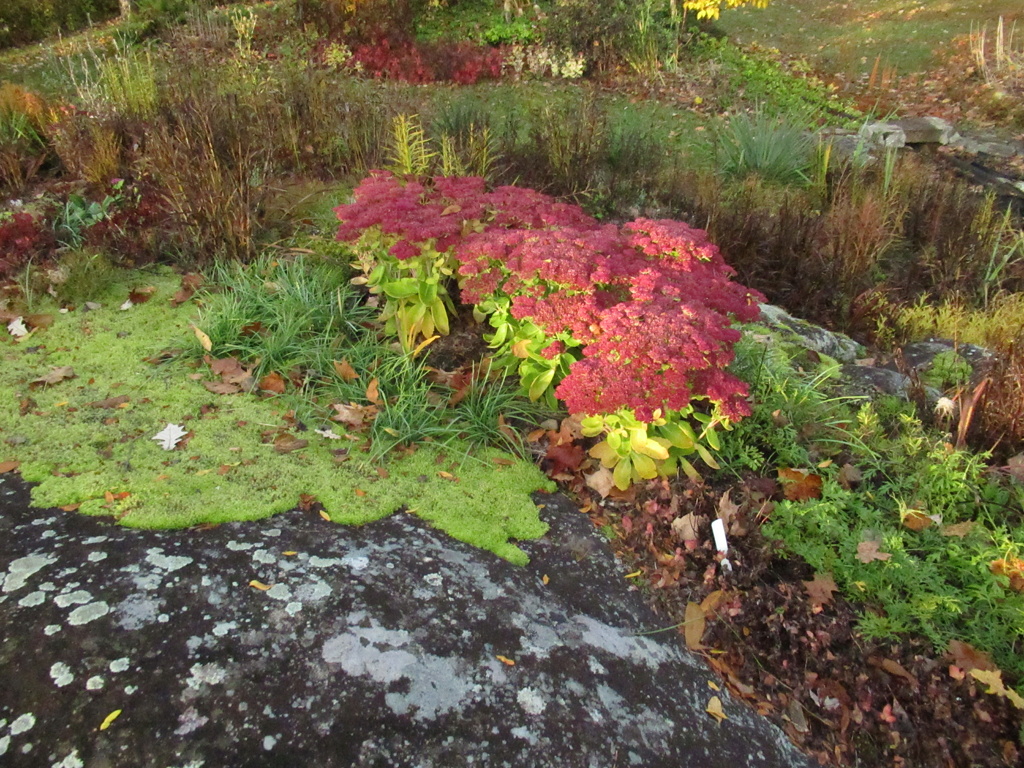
(336, 171, 763, 421)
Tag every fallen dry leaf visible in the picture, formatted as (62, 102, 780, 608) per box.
(585, 466, 616, 498)
(191, 324, 213, 352)
(0, 461, 20, 474)
(273, 433, 308, 454)
(837, 463, 863, 490)
(683, 601, 706, 650)
(365, 377, 381, 405)
(259, 372, 287, 395)
(948, 639, 996, 672)
(87, 395, 130, 409)
(787, 699, 809, 733)
(98, 709, 122, 731)
(700, 590, 729, 615)
(30, 366, 75, 388)
(203, 381, 242, 395)
(7, 317, 28, 337)
(874, 657, 919, 689)
(718, 490, 741, 526)
(170, 274, 202, 307)
(803, 572, 838, 607)
(901, 508, 937, 532)
(546, 441, 585, 475)
(671, 513, 699, 542)
(23, 313, 54, 330)
(941, 521, 976, 538)
(331, 402, 375, 429)
(333, 359, 359, 382)
(705, 696, 728, 723)
(778, 467, 823, 501)
(127, 286, 156, 305)
(208, 356, 244, 377)
(856, 540, 892, 564)
(969, 668, 1024, 710)
(990, 557, 1024, 592)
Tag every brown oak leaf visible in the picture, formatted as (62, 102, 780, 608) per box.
(333, 359, 359, 382)
(30, 366, 75, 388)
(258, 372, 287, 394)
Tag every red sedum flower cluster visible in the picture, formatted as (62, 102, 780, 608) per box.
(335, 172, 763, 422)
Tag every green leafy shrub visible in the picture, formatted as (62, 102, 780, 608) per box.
(725, 337, 1024, 694)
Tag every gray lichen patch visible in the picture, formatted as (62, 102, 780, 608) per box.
(144, 549, 194, 573)
(54, 590, 92, 608)
(2, 555, 57, 593)
(67, 601, 110, 626)
(49, 662, 74, 687)
(9, 713, 35, 735)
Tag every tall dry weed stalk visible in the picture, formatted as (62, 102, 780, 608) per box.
(146, 98, 268, 262)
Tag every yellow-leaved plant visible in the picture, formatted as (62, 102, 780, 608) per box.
(582, 406, 729, 490)
(682, 0, 770, 21)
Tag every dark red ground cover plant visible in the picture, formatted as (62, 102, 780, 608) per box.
(0, 212, 52, 278)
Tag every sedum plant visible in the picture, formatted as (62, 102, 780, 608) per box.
(336, 171, 762, 487)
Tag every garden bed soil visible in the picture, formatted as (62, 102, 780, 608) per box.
(566, 472, 1023, 768)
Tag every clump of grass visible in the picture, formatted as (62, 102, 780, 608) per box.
(891, 293, 1024, 351)
(192, 254, 549, 460)
(716, 110, 816, 185)
(0, 83, 51, 193)
(48, 247, 118, 306)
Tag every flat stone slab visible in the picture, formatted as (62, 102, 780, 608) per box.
(0, 476, 809, 768)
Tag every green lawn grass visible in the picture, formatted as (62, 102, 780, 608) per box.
(716, 0, 1023, 77)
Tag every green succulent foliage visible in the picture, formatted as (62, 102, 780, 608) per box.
(582, 406, 727, 490)
(475, 294, 580, 409)
(350, 232, 457, 353)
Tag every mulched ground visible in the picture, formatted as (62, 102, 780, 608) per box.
(548, 462, 1024, 768)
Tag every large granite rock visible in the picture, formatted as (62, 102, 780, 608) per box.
(755, 304, 865, 363)
(0, 476, 810, 768)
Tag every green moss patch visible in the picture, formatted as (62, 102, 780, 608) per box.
(0, 270, 552, 565)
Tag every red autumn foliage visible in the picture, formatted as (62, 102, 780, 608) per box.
(350, 37, 504, 85)
(335, 171, 763, 422)
(0, 212, 52, 278)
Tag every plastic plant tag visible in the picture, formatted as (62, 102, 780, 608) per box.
(711, 518, 733, 573)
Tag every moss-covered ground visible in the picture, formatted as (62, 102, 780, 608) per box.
(0, 270, 553, 565)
